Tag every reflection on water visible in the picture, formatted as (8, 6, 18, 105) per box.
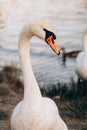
(0, 0, 87, 84)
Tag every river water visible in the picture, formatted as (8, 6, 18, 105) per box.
(0, 0, 87, 85)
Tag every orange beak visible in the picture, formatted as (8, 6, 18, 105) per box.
(46, 35, 60, 55)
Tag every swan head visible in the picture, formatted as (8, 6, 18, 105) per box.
(30, 19, 60, 55)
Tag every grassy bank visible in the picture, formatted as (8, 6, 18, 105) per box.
(0, 65, 87, 130)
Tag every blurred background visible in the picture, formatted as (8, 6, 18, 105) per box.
(0, 1, 87, 129)
(0, 0, 87, 84)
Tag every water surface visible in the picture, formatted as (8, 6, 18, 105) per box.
(0, 0, 87, 84)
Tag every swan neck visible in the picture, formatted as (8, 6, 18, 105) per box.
(19, 29, 42, 103)
(83, 31, 87, 53)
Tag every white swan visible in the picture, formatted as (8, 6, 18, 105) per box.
(76, 29, 87, 82)
(10, 19, 68, 130)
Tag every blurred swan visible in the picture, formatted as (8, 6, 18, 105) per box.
(10, 19, 68, 130)
(76, 30, 87, 82)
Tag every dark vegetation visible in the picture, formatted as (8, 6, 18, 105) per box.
(0, 65, 23, 91)
(0, 65, 87, 130)
(41, 78, 87, 119)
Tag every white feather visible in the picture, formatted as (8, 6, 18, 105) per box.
(76, 29, 87, 80)
(11, 19, 68, 130)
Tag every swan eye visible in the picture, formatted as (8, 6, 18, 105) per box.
(43, 28, 56, 41)
(52, 33, 56, 40)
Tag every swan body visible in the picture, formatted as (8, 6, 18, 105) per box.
(11, 19, 68, 130)
(76, 30, 87, 80)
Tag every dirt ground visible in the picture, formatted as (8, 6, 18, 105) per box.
(0, 117, 87, 130)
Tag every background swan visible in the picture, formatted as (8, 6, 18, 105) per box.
(10, 19, 68, 130)
(76, 29, 87, 82)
